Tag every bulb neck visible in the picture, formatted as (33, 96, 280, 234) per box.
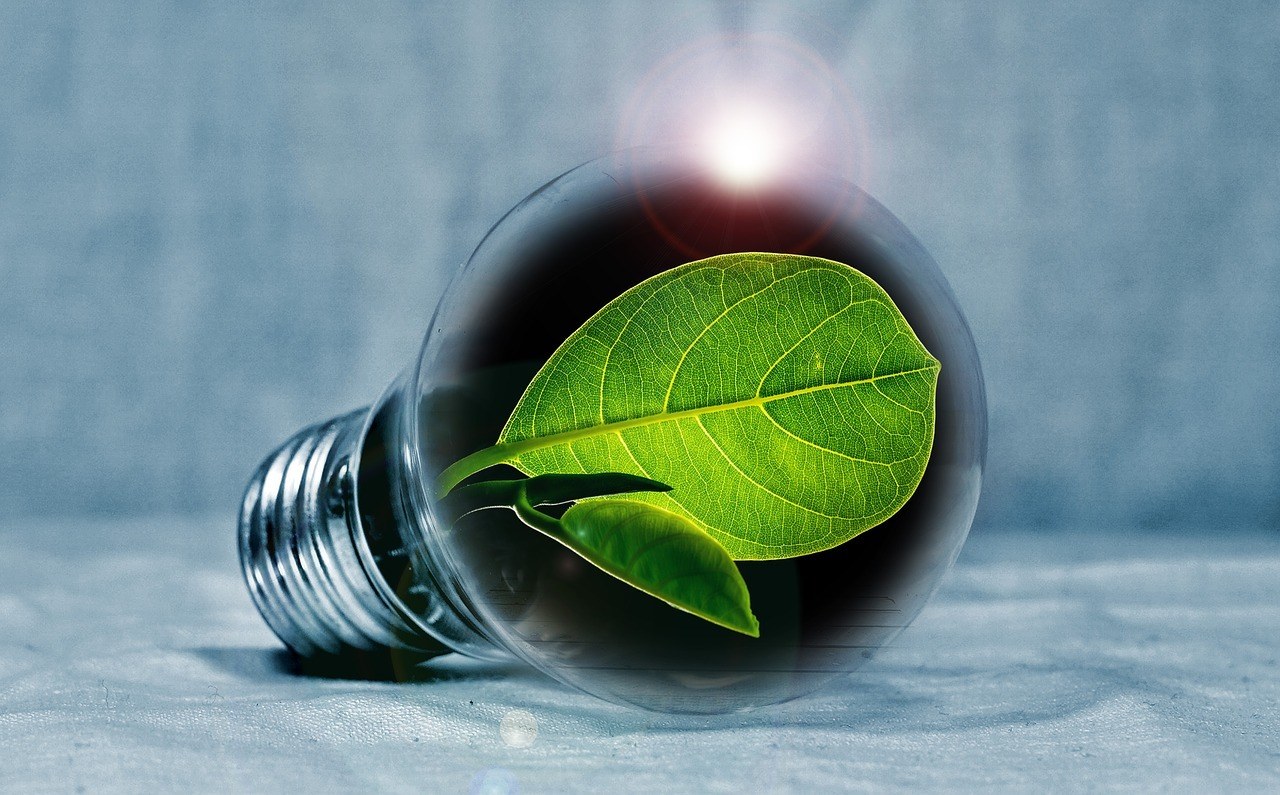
(238, 391, 499, 665)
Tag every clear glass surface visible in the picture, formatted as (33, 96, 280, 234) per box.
(410, 150, 987, 713)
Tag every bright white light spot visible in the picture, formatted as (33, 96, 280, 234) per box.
(499, 709, 538, 749)
(703, 105, 787, 188)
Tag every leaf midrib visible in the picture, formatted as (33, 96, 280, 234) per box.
(436, 363, 939, 497)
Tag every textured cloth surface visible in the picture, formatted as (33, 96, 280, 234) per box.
(1, 519, 1276, 792)
(4, 3, 1280, 531)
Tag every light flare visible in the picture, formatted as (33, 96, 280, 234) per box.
(702, 105, 788, 188)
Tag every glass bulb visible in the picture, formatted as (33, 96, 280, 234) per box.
(238, 149, 987, 714)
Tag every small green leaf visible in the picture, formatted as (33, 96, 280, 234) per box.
(513, 497, 759, 638)
(443, 472, 671, 519)
(524, 472, 672, 506)
(438, 252, 940, 560)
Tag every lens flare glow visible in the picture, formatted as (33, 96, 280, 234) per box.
(618, 33, 867, 194)
(702, 106, 787, 188)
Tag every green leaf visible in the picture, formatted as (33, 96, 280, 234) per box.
(443, 472, 671, 519)
(511, 496, 759, 637)
(438, 252, 940, 560)
(522, 472, 672, 506)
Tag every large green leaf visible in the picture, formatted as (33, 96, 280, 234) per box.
(511, 496, 759, 637)
(439, 252, 940, 560)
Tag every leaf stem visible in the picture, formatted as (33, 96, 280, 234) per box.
(440, 478, 521, 519)
(435, 444, 518, 499)
(510, 485, 565, 540)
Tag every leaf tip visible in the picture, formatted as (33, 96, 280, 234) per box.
(724, 610, 760, 638)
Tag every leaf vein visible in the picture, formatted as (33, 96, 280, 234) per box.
(660, 268, 832, 412)
(694, 416, 856, 522)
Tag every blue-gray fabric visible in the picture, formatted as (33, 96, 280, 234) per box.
(2, 518, 1276, 790)
(2, 1, 1278, 528)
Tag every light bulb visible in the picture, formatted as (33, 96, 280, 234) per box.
(238, 149, 987, 714)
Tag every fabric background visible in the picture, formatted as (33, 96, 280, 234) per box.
(3, 1, 1278, 528)
(2, 2, 1278, 790)
(2, 520, 1276, 791)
